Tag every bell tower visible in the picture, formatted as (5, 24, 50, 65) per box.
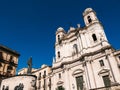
(55, 27, 66, 62)
(82, 8, 110, 49)
(83, 8, 99, 26)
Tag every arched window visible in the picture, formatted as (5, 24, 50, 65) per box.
(59, 73, 61, 79)
(73, 44, 78, 54)
(58, 51, 60, 58)
(92, 34, 97, 42)
(87, 16, 92, 23)
(38, 73, 41, 80)
(44, 70, 46, 78)
(58, 35, 61, 44)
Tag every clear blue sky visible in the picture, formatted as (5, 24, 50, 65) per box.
(0, 0, 119, 71)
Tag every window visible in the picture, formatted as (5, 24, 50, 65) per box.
(43, 71, 46, 90)
(118, 56, 120, 60)
(59, 73, 61, 79)
(57, 86, 64, 90)
(10, 56, 14, 63)
(102, 75, 111, 87)
(58, 35, 60, 41)
(92, 34, 97, 42)
(49, 78, 51, 90)
(2, 85, 5, 90)
(73, 44, 78, 54)
(0, 63, 2, 67)
(7, 66, 13, 73)
(76, 76, 83, 90)
(0, 63, 2, 70)
(38, 73, 41, 80)
(44, 79, 46, 90)
(87, 16, 92, 23)
(38, 81, 41, 89)
(99, 60, 104, 67)
(43, 71, 46, 78)
(58, 51, 60, 58)
(0, 52, 3, 59)
(58, 35, 61, 44)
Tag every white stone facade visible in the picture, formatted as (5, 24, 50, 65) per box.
(51, 8, 120, 90)
(0, 75, 36, 90)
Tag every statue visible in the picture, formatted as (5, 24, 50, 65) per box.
(27, 57, 32, 75)
(14, 83, 24, 90)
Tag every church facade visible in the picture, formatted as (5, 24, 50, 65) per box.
(51, 8, 120, 90)
(16, 8, 120, 90)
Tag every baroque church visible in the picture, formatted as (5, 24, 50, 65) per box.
(51, 8, 120, 90)
(1, 8, 120, 90)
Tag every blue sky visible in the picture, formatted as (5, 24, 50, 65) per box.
(0, 0, 120, 71)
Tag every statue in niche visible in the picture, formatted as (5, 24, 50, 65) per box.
(14, 83, 24, 90)
(27, 57, 32, 75)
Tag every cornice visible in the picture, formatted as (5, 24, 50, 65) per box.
(52, 45, 112, 70)
(0, 45, 20, 57)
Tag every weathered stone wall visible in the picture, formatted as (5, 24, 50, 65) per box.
(0, 75, 36, 90)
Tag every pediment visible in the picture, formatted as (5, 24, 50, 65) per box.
(98, 68, 110, 75)
(72, 69, 84, 75)
(57, 81, 64, 85)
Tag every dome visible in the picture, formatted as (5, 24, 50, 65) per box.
(41, 64, 47, 68)
(84, 8, 93, 13)
(57, 27, 64, 31)
(56, 27, 66, 34)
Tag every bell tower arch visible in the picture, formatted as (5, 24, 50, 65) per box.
(83, 8, 99, 26)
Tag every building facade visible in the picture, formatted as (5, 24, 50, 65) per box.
(51, 8, 120, 90)
(0, 45, 20, 81)
(18, 68, 38, 75)
(32, 64, 52, 90)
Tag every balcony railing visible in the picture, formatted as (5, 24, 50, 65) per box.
(0, 71, 13, 77)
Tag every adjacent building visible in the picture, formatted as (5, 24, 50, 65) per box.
(0, 44, 20, 81)
(18, 68, 38, 75)
(32, 64, 52, 90)
(18, 64, 52, 90)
